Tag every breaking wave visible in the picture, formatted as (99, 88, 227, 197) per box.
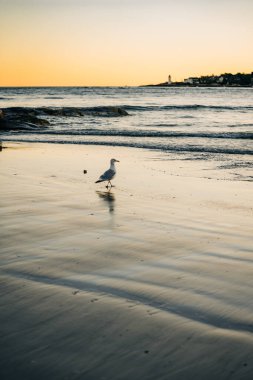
(15, 129, 253, 140)
(123, 104, 253, 112)
(2, 136, 253, 155)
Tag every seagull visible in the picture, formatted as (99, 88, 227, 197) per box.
(95, 158, 120, 189)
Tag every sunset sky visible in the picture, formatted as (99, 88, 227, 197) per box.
(1, 0, 253, 86)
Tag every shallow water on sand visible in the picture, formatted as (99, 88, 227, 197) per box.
(0, 144, 253, 380)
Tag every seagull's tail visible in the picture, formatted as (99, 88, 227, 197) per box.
(95, 179, 103, 183)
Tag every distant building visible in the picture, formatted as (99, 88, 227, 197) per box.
(168, 75, 172, 85)
(184, 77, 199, 84)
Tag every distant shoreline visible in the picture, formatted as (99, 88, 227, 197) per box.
(142, 72, 253, 88)
(0, 84, 252, 89)
(141, 83, 253, 88)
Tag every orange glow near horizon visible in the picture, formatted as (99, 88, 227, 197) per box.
(1, 0, 253, 86)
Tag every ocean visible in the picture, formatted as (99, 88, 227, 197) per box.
(1, 86, 253, 180)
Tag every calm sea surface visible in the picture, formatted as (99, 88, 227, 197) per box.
(1, 86, 253, 180)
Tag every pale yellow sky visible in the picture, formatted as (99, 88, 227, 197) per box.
(1, 0, 253, 86)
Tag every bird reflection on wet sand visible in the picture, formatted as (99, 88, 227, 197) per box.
(96, 191, 115, 213)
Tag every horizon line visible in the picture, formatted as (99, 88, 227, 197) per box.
(1, 71, 252, 88)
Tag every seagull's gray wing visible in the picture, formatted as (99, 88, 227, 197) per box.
(99, 168, 115, 181)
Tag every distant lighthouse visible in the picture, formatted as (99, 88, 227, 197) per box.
(168, 75, 172, 85)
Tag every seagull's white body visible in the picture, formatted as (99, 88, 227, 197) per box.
(95, 158, 119, 188)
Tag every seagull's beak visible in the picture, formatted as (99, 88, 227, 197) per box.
(115, 159, 120, 162)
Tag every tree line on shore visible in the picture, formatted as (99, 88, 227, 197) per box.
(146, 72, 253, 87)
(195, 72, 253, 86)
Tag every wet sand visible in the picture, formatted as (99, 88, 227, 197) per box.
(0, 142, 253, 380)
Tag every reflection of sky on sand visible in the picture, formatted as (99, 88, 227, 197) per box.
(96, 191, 115, 214)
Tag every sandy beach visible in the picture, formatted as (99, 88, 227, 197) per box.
(0, 142, 253, 380)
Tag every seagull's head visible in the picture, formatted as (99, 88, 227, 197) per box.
(111, 158, 120, 163)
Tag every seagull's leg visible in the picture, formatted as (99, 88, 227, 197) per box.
(106, 180, 110, 189)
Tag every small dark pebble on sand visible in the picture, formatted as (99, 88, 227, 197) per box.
(72, 290, 80, 295)
(83, 170, 87, 174)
